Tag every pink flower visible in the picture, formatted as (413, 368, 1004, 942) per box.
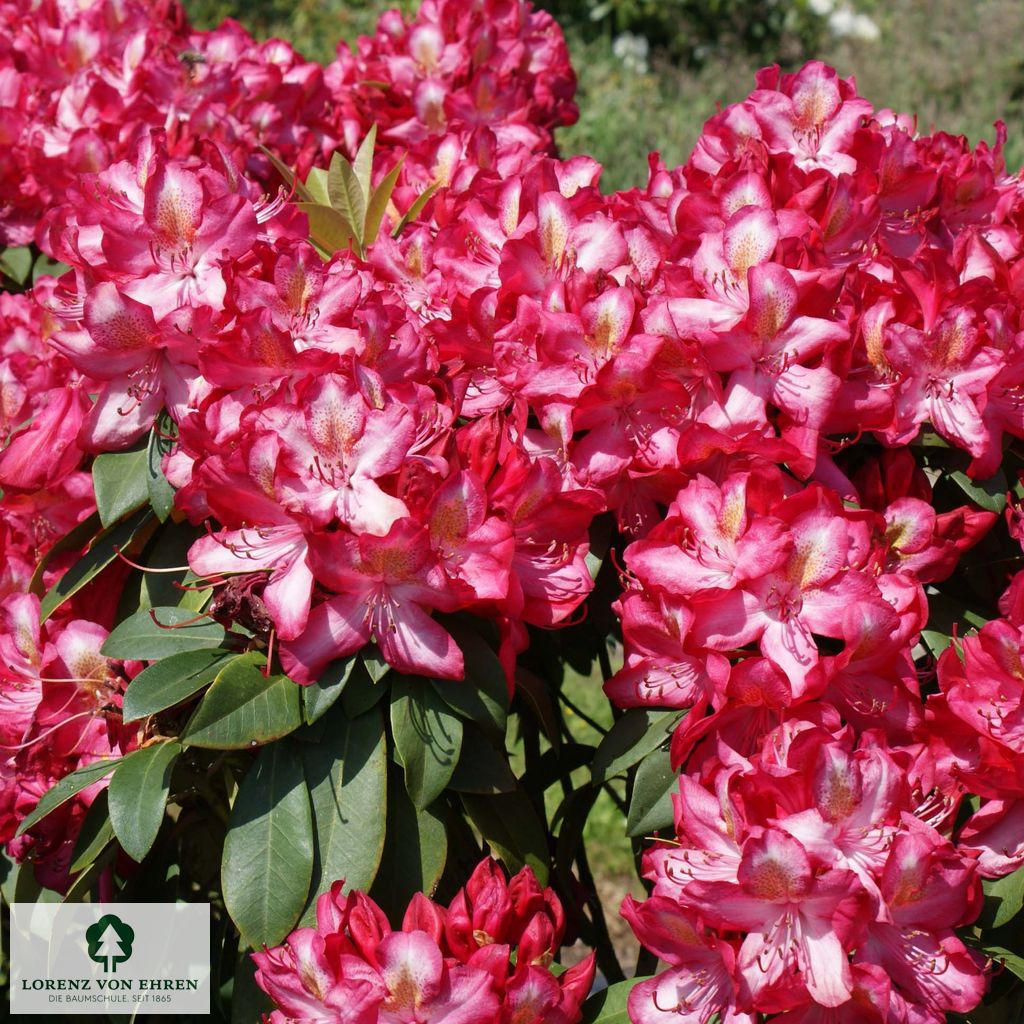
(775, 739, 904, 901)
(939, 616, 1024, 756)
(427, 471, 514, 603)
(0, 385, 89, 488)
(621, 896, 752, 1024)
(280, 521, 467, 683)
(884, 303, 1003, 457)
(373, 930, 498, 1023)
(689, 487, 888, 695)
(188, 506, 314, 642)
(489, 452, 601, 629)
(52, 284, 182, 450)
(683, 829, 868, 1009)
(275, 371, 414, 536)
(626, 473, 788, 597)
(253, 860, 593, 1024)
(103, 160, 258, 318)
(958, 798, 1024, 877)
(707, 263, 847, 467)
(855, 826, 986, 1017)
(603, 589, 729, 710)
(749, 62, 873, 175)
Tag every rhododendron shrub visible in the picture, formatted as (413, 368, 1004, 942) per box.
(2, 1, 1024, 1022)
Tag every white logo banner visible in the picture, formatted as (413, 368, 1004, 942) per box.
(10, 902, 211, 1016)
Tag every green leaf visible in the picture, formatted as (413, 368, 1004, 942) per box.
(296, 202, 356, 254)
(183, 652, 302, 749)
(63, 854, 110, 904)
(521, 743, 595, 797)
(327, 155, 366, 249)
(361, 647, 391, 683)
(101, 605, 230, 660)
(352, 125, 377, 207)
(985, 946, 1024, 982)
(304, 167, 331, 207)
(553, 786, 599, 902)
(920, 630, 953, 656)
(924, 588, 988, 641)
(10, 861, 62, 904)
(585, 513, 614, 581)
(299, 704, 387, 924)
(341, 657, 390, 718)
(448, 727, 517, 794)
(123, 649, 237, 723)
(0, 850, 18, 905)
(302, 656, 357, 725)
(40, 508, 153, 622)
(222, 740, 314, 948)
(391, 676, 464, 810)
(137, 519, 210, 613)
(107, 741, 181, 862)
(461, 790, 549, 884)
(257, 144, 314, 202)
(430, 624, 509, 744)
(515, 668, 561, 747)
(17, 758, 122, 836)
(626, 746, 678, 838)
(230, 952, 275, 1023)
(981, 866, 1024, 929)
(372, 774, 446, 920)
(0, 245, 33, 286)
(591, 708, 683, 784)
(29, 511, 100, 596)
(365, 156, 404, 246)
(32, 254, 69, 282)
(69, 790, 114, 874)
(147, 425, 176, 521)
(92, 440, 150, 527)
(949, 466, 1008, 514)
(579, 977, 650, 1023)
(393, 181, 440, 237)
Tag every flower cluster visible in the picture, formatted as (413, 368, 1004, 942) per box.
(0, 0, 332, 246)
(252, 858, 595, 1024)
(935, 577, 1024, 877)
(2, 0, 1024, 1018)
(0, 289, 133, 890)
(0, 289, 95, 590)
(603, 63, 1024, 1023)
(0, 0, 581, 880)
(0, 0, 577, 248)
(624, 717, 988, 1022)
(0, 589, 138, 890)
(322, 0, 577, 192)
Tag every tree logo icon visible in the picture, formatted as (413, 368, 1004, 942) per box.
(85, 914, 135, 973)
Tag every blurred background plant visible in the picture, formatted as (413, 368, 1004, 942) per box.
(541, 0, 829, 64)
